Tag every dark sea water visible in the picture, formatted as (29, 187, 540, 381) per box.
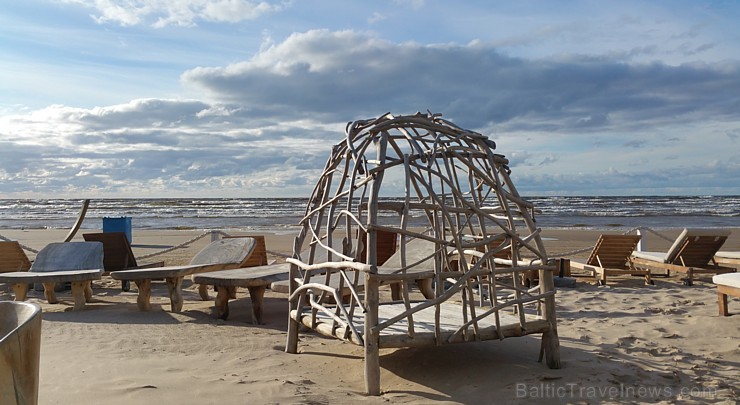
(0, 196, 738, 232)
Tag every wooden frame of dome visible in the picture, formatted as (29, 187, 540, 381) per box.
(284, 112, 561, 395)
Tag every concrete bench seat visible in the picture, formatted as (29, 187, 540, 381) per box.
(713, 272, 740, 316)
(0, 269, 103, 310)
(110, 263, 247, 313)
(192, 263, 289, 324)
(110, 237, 256, 313)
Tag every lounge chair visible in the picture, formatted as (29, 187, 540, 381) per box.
(1, 301, 42, 404)
(0, 242, 104, 310)
(714, 251, 740, 267)
(570, 234, 652, 285)
(631, 228, 736, 286)
(0, 241, 32, 273)
(83, 232, 165, 291)
(109, 237, 256, 312)
(713, 273, 740, 316)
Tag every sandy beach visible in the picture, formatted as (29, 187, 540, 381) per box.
(2, 228, 739, 404)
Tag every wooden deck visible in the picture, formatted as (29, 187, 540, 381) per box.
(292, 301, 549, 349)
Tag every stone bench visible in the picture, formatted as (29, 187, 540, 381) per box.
(192, 263, 289, 324)
(0, 269, 103, 310)
(713, 272, 740, 316)
(110, 237, 257, 313)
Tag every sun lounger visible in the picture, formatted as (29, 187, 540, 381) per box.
(713, 273, 740, 316)
(570, 234, 651, 285)
(631, 228, 736, 285)
(83, 232, 165, 291)
(0, 242, 104, 310)
(109, 237, 256, 312)
(1, 301, 42, 404)
(0, 241, 32, 273)
(714, 251, 740, 267)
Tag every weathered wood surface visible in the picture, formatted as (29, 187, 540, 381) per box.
(283, 112, 560, 395)
(714, 273, 740, 316)
(0, 269, 102, 310)
(0, 241, 32, 273)
(291, 301, 549, 347)
(0, 301, 42, 405)
(193, 263, 289, 323)
(110, 237, 256, 312)
(569, 234, 652, 285)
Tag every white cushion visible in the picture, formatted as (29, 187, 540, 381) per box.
(716, 251, 740, 259)
(631, 250, 666, 262)
(713, 273, 740, 289)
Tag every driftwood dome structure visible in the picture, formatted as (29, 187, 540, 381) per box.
(285, 112, 560, 395)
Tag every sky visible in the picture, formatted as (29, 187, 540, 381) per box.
(1, 0, 739, 198)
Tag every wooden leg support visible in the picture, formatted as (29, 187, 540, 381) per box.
(166, 276, 184, 313)
(214, 286, 234, 320)
(416, 279, 434, 299)
(718, 290, 729, 316)
(70, 281, 87, 311)
(11, 283, 29, 301)
(84, 281, 93, 302)
(716, 284, 738, 316)
(42, 282, 58, 304)
(135, 279, 152, 311)
(247, 285, 267, 325)
(198, 283, 210, 301)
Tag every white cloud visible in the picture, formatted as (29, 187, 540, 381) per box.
(59, 0, 288, 27)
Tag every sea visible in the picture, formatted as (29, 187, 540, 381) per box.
(0, 196, 738, 232)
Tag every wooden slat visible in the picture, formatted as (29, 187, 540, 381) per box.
(0, 241, 32, 273)
(587, 234, 641, 268)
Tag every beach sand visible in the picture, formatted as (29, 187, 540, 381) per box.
(1, 228, 739, 404)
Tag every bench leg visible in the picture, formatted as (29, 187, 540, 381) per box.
(215, 286, 233, 320)
(71, 281, 87, 311)
(198, 283, 210, 301)
(11, 283, 29, 301)
(84, 281, 93, 302)
(247, 285, 267, 325)
(42, 282, 58, 304)
(416, 278, 434, 299)
(135, 279, 152, 311)
(166, 276, 184, 313)
(718, 291, 728, 316)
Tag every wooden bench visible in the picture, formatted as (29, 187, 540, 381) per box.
(0, 269, 103, 310)
(110, 237, 256, 313)
(713, 272, 740, 316)
(192, 263, 289, 324)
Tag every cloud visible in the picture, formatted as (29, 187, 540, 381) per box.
(182, 30, 740, 133)
(2, 29, 739, 197)
(60, 0, 288, 27)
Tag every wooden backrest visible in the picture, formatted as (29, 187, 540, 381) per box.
(476, 233, 512, 260)
(189, 237, 256, 267)
(0, 241, 32, 273)
(232, 235, 268, 267)
(83, 232, 137, 271)
(30, 242, 104, 272)
(587, 234, 641, 269)
(358, 230, 398, 265)
(666, 228, 730, 267)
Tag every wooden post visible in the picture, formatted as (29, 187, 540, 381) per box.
(539, 267, 561, 369)
(247, 285, 267, 325)
(42, 282, 58, 304)
(71, 281, 87, 311)
(135, 279, 152, 311)
(364, 274, 381, 396)
(11, 283, 28, 301)
(166, 276, 184, 312)
(215, 286, 232, 320)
